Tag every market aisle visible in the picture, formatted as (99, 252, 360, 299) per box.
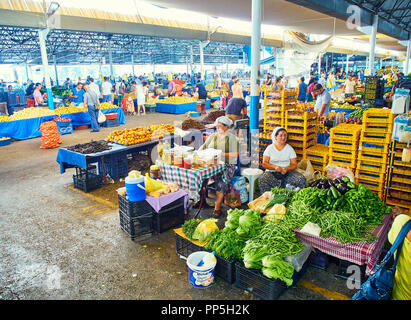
(0, 111, 357, 300)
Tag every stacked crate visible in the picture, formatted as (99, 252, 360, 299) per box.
(356, 109, 394, 200)
(263, 89, 297, 132)
(329, 123, 362, 171)
(285, 111, 318, 160)
(303, 144, 329, 174)
(384, 141, 411, 213)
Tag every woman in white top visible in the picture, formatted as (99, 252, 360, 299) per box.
(258, 127, 306, 193)
(136, 81, 148, 116)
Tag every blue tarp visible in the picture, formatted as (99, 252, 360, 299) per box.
(0, 108, 125, 140)
(0, 115, 55, 140)
(156, 102, 197, 114)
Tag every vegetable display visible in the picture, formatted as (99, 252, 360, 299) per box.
(204, 229, 246, 260)
(224, 209, 262, 240)
(182, 219, 202, 240)
(263, 187, 295, 210)
(191, 218, 219, 242)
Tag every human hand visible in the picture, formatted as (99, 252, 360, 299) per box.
(281, 168, 288, 175)
(274, 166, 282, 173)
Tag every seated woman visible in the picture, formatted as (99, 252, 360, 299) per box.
(258, 127, 306, 193)
(198, 116, 239, 218)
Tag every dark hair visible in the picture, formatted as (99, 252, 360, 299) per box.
(7, 85, 12, 89)
(35, 83, 41, 87)
(275, 128, 287, 137)
(197, 80, 201, 84)
(77, 82, 82, 86)
(89, 78, 94, 82)
(313, 83, 323, 91)
(131, 81, 136, 85)
(142, 81, 148, 86)
(300, 77, 305, 82)
(231, 75, 237, 80)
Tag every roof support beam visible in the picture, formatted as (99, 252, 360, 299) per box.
(286, 0, 410, 40)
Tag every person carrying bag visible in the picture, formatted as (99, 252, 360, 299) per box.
(352, 218, 411, 300)
(83, 83, 101, 132)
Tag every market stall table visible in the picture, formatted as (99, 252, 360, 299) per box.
(157, 160, 226, 216)
(61, 107, 126, 126)
(294, 214, 393, 276)
(0, 115, 55, 140)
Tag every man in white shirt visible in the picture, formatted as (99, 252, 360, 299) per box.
(318, 73, 326, 87)
(343, 75, 356, 97)
(88, 78, 100, 97)
(313, 83, 331, 117)
(101, 77, 113, 102)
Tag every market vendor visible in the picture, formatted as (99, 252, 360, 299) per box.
(312, 83, 331, 117)
(69, 82, 85, 106)
(33, 83, 48, 107)
(258, 127, 306, 194)
(198, 116, 239, 218)
(225, 96, 247, 124)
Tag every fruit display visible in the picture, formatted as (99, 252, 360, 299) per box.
(106, 124, 174, 146)
(52, 116, 71, 122)
(145, 97, 159, 105)
(158, 96, 194, 104)
(205, 84, 214, 92)
(181, 118, 205, 131)
(54, 106, 85, 115)
(0, 115, 10, 123)
(330, 101, 360, 110)
(100, 102, 117, 110)
(8, 108, 55, 121)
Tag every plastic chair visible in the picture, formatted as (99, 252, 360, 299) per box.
(241, 167, 264, 202)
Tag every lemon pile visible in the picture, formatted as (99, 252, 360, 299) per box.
(159, 96, 194, 104)
(54, 106, 85, 115)
(8, 108, 55, 121)
(0, 115, 10, 123)
(100, 102, 117, 110)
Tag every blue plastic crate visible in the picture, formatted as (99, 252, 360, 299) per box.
(98, 152, 129, 180)
(102, 118, 120, 127)
(0, 138, 12, 146)
(55, 121, 73, 135)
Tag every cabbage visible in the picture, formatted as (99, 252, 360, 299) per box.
(243, 241, 269, 269)
(261, 257, 295, 286)
(192, 218, 219, 242)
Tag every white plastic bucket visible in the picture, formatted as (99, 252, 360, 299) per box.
(125, 176, 146, 202)
(186, 251, 217, 288)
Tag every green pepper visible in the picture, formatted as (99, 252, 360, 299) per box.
(342, 176, 350, 183)
(331, 187, 341, 199)
(347, 182, 356, 189)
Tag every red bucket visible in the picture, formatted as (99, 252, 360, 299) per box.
(105, 112, 118, 120)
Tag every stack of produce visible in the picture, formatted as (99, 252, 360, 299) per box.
(356, 108, 394, 200)
(66, 140, 112, 154)
(39, 121, 62, 149)
(158, 96, 194, 104)
(0, 115, 10, 122)
(181, 118, 205, 131)
(54, 106, 84, 115)
(202, 110, 226, 123)
(99, 102, 117, 110)
(329, 123, 362, 171)
(263, 88, 297, 130)
(303, 144, 329, 173)
(52, 88, 71, 96)
(106, 124, 174, 146)
(385, 141, 411, 212)
(284, 111, 318, 160)
(144, 173, 179, 197)
(344, 108, 369, 124)
(52, 116, 71, 122)
(8, 108, 55, 121)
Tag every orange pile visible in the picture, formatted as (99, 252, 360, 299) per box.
(106, 124, 174, 146)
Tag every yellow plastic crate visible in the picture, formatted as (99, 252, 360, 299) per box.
(358, 151, 389, 165)
(392, 166, 411, 177)
(288, 138, 316, 149)
(287, 131, 316, 142)
(391, 175, 411, 186)
(330, 147, 358, 158)
(330, 140, 359, 152)
(285, 125, 317, 134)
(357, 158, 387, 174)
(360, 132, 391, 145)
(362, 109, 395, 125)
(355, 170, 386, 184)
(304, 144, 329, 157)
(361, 122, 393, 134)
(358, 143, 390, 156)
(328, 155, 357, 169)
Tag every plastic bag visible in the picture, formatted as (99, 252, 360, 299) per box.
(231, 176, 248, 203)
(98, 110, 106, 123)
(296, 159, 315, 183)
(224, 188, 242, 208)
(144, 173, 164, 193)
(40, 121, 62, 149)
(324, 164, 354, 182)
(192, 218, 219, 242)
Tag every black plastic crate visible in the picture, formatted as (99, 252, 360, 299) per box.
(99, 152, 128, 180)
(308, 250, 329, 271)
(335, 259, 367, 284)
(75, 165, 97, 176)
(235, 261, 308, 300)
(152, 197, 185, 233)
(72, 171, 103, 193)
(175, 233, 203, 259)
(102, 117, 120, 127)
(118, 194, 154, 219)
(119, 211, 153, 241)
(214, 255, 237, 284)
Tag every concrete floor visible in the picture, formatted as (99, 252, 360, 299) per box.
(0, 110, 359, 300)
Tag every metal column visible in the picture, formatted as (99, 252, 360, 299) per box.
(405, 38, 410, 75)
(250, 0, 262, 131)
(38, 29, 54, 110)
(131, 54, 135, 77)
(25, 62, 29, 83)
(318, 53, 321, 76)
(108, 39, 114, 80)
(346, 54, 350, 77)
(53, 55, 58, 86)
(199, 41, 205, 81)
(368, 15, 378, 75)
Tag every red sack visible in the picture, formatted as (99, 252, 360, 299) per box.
(40, 121, 62, 149)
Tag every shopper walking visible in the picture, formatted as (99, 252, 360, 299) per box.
(83, 83, 100, 133)
(343, 74, 357, 98)
(101, 77, 113, 102)
(296, 77, 307, 103)
(136, 81, 148, 116)
(88, 78, 100, 97)
(306, 77, 317, 102)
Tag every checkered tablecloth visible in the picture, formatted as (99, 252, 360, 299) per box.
(157, 161, 226, 201)
(294, 214, 393, 276)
